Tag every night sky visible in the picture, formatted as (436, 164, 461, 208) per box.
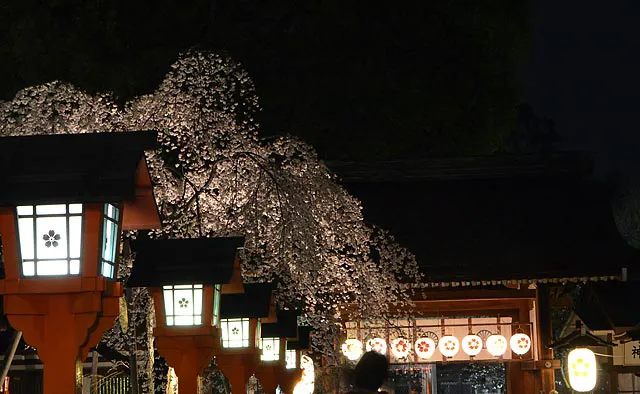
(523, 0, 640, 177)
(0, 0, 638, 176)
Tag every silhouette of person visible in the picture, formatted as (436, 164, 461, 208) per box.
(348, 351, 390, 394)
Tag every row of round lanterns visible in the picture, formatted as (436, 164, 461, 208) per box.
(342, 333, 531, 361)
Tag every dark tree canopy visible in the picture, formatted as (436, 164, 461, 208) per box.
(0, 0, 530, 160)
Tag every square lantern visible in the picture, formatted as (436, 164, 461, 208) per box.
(0, 131, 160, 287)
(219, 282, 275, 349)
(260, 310, 301, 363)
(0, 131, 161, 394)
(127, 237, 244, 394)
(127, 237, 245, 329)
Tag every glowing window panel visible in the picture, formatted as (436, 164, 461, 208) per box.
(261, 337, 280, 361)
(221, 318, 250, 348)
(162, 284, 204, 326)
(100, 204, 120, 279)
(286, 349, 297, 369)
(16, 204, 84, 276)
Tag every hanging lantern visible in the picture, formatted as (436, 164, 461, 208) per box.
(568, 348, 597, 392)
(510, 333, 532, 356)
(366, 337, 387, 355)
(486, 334, 508, 357)
(438, 335, 460, 358)
(390, 337, 410, 359)
(341, 339, 363, 361)
(461, 335, 483, 357)
(414, 337, 436, 359)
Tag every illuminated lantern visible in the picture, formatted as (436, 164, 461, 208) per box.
(486, 335, 508, 357)
(366, 337, 388, 355)
(128, 237, 244, 394)
(414, 337, 437, 359)
(438, 335, 460, 358)
(568, 348, 597, 392)
(342, 339, 363, 361)
(0, 132, 160, 394)
(510, 333, 532, 356)
(390, 337, 410, 359)
(461, 335, 483, 357)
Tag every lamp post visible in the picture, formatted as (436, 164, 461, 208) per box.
(549, 320, 616, 393)
(257, 310, 301, 394)
(127, 237, 244, 394)
(216, 281, 275, 394)
(0, 132, 160, 393)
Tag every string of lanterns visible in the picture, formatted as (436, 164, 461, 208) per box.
(341, 332, 531, 361)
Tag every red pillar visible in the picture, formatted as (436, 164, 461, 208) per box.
(154, 328, 219, 394)
(217, 352, 260, 394)
(5, 291, 119, 394)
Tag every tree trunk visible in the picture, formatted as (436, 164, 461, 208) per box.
(0, 330, 22, 383)
(90, 349, 99, 393)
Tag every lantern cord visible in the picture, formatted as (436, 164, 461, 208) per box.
(591, 352, 621, 358)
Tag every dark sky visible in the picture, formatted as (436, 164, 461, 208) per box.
(522, 0, 640, 177)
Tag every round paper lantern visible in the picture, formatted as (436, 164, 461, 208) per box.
(390, 337, 410, 359)
(438, 335, 460, 358)
(366, 337, 387, 355)
(486, 335, 508, 357)
(461, 334, 483, 357)
(568, 348, 597, 392)
(414, 337, 437, 359)
(510, 333, 531, 356)
(341, 339, 363, 361)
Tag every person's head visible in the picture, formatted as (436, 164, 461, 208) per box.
(353, 351, 389, 391)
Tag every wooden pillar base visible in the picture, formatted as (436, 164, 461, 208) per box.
(154, 327, 219, 394)
(4, 292, 119, 394)
(216, 351, 260, 394)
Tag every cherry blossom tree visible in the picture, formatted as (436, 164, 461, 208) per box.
(0, 51, 420, 385)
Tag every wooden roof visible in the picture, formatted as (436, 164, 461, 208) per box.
(220, 283, 274, 318)
(127, 237, 244, 287)
(0, 131, 157, 205)
(330, 154, 638, 286)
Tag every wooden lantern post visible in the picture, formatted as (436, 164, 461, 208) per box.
(0, 132, 160, 393)
(216, 278, 275, 394)
(127, 237, 245, 394)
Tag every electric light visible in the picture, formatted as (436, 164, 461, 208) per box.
(414, 337, 436, 359)
(438, 335, 460, 358)
(293, 355, 315, 394)
(486, 334, 508, 357)
(390, 337, 410, 359)
(568, 348, 597, 392)
(341, 339, 363, 361)
(461, 334, 483, 357)
(366, 337, 387, 355)
(510, 333, 531, 356)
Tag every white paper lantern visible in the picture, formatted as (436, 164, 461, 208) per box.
(510, 333, 531, 356)
(390, 337, 410, 359)
(366, 337, 388, 355)
(341, 339, 363, 361)
(438, 335, 460, 358)
(568, 348, 597, 392)
(414, 337, 437, 359)
(461, 335, 483, 357)
(486, 335, 508, 357)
